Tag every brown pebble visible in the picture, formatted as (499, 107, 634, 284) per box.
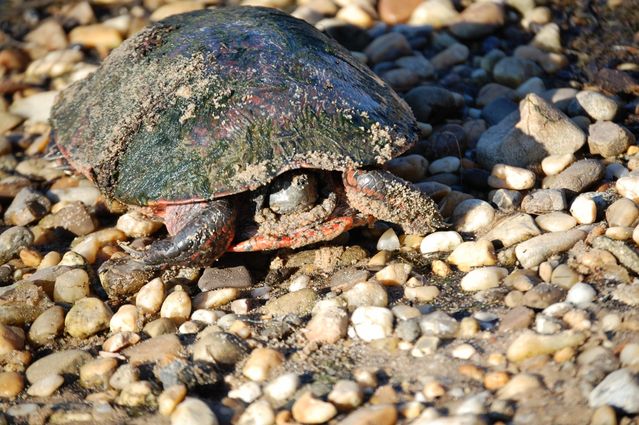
(484, 371, 510, 390)
(0, 371, 24, 398)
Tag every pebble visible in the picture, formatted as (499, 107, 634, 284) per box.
(460, 267, 508, 291)
(159, 384, 187, 416)
(477, 94, 585, 169)
(103, 331, 140, 352)
(110, 304, 139, 333)
(616, 176, 639, 203)
(419, 311, 458, 338)
(364, 32, 412, 64)
(343, 281, 388, 309)
(452, 199, 495, 233)
(193, 287, 240, 310)
(116, 212, 163, 238)
(448, 240, 497, 271)
(53, 268, 90, 303)
(64, 297, 112, 339)
(376, 228, 400, 251)
(521, 189, 567, 214)
(431, 43, 470, 71)
(535, 212, 577, 232)
(506, 330, 586, 362)
(351, 306, 394, 341)
(198, 266, 252, 291)
(375, 263, 411, 285)
(151, 1, 205, 21)
(229, 381, 261, 403)
(449, 2, 504, 39)
(570, 195, 597, 224)
(28, 305, 65, 346)
(0, 372, 24, 398)
(136, 278, 165, 314)
(541, 154, 575, 176)
(409, 0, 459, 28)
(606, 198, 638, 227)
(566, 282, 596, 305)
(39, 201, 96, 236)
(9, 91, 58, 123)
(620, 343, 639, 367)
(590, 405, 618, 425)
(493, 57, 541, 88)
(339, 404, 397, 425)
(405, 285, 440, 302)
(263, 288, 318, 316)
(26, 349, 92, 384)
(292, 392, 338, 424)
(191, 331, 248, 364)
(0, 226, 34, 265)
(243, 348, 284, 382)
(420, 231, 463, 254)
(490, 189, 522, 211)
(238, 400, 275, 425)
(451, 343, 476, 360)
(488, 164, 536, 190)
(543, 159, 604, 193)
(480, 213, 541, 248)
(4, 188, 51, 226)
(588, 121, 635, 158)
(497, 373, 542, 401)
(573, 90, 618, 121)
(26, 374, 64, 397)
(124, 334, 184, 366)
(429, 156, 460, 175)
(589, 368, 639, 414)
(305, 306, 349, 343)
(171, 397, 218, 425)
(515, 229, 587, 268)
(378, 0, 422, 25)
(264, 372, 300, 403)
(386, 154, 428, 182)
(79, 357, 118, 389)
(522, 283, 565, 308)
(328, 379, 363, 411)
(0, 323, 24, 354)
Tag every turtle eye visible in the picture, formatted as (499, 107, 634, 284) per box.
(268, 172, 318, 215)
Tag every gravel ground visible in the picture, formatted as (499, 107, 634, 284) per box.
(0, 0, 639, 424)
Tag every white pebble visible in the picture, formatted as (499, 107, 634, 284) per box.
(161, 286, 192, 324)
(190, 309, 218, 324)
(453, 199, 495, 233)
(264, 373, 300, 403)
(460, 267, 508, 291)
(451, 343, 476, 360)
(351, 306, 394, 342)
(566, 282, 596, 305)
(228, 381, 262, 404)
(288, 275, 310, 292)
(237, 400, 275, 425)
(620, 343, 639, 367)
(420, 231, 463, 254)
(570, 195, 597, 224)
(429, 156, 460, 174)
(488, 164, 536, 190)
(541, 154, 575, 176)
(136, 278, 165, 314)
(171, 397, 218, 425)
(617, 176, 639, 203)
(110, 304, 139, 333)
(377, 228, 400, 251)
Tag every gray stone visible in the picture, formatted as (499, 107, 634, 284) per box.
(0, 226, 33, 265)
(490, 189, 522, 212)
(4, 188, 51, 226)
(521, 189, 567, 214)
(198, 266, 252, 291)
(493, 57, 542, 88)
(589, 368, 639, 413)
(364, 32, 412, 63)
(573, 91, 618, 121)
(588, 121, 635, 158)
(480, 213, 540, 248)
(404, 85, 458, 122)
(542, 159, 604, 193)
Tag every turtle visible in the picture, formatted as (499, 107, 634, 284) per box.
(50, 6, 446, 269)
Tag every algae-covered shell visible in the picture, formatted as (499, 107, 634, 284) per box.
(51, 7, 418, 206)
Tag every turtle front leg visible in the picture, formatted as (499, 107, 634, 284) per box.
(124, 199, 236, 268)
(343, 169, 446, 235)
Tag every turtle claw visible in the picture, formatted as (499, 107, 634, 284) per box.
(117, 241, 145, 259)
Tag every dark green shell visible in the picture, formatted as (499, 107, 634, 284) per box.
(51, 7, 418, 205)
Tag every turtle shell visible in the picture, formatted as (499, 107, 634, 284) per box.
(51, 6, 419, 206)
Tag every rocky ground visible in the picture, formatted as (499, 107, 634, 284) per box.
(0, 0, 639, 424)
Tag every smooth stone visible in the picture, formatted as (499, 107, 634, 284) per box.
(343, 281, 388, 310)
(482, 97, 518, 125)
(448, 240, 497, 271)
(499, 306, 535, 331)
(364, 32, 412, 64)
(238, 400, 275, 425)
(351, 306, 393, 341)
(589, 369, 639, 414)
(452, 199, 495, 233)
(0, 323, 24, 354)
(419, 311, 458, 338)
(606, 198, 639, 227)
(476, 94, 586, 169)
(116, 211, 162, 238)
(375, 263, 412, 286)
(242, 348, 284, 382)
(378, 0, 423, 24)
(68, 24, 123, 49)
(515, 229, 587, 268)
(171, 397, 218, 425)
(490, 189, 523, 212)
(541, 153, 575, 176)
(0, 372, 24, 398)
(339, 405, 397, 425)
(198, 266, 252, 291)
(588, 121, 635, 157)
(409, 0, 459, 28)
(521, 189, 567, 214)
(191, 331, 248, 365)
(543, 159, 604, 193)
(449, 2, 504, 39)
(566, 282, 596, 305)
(550, 264, 581, 289)
(506, 330, 585, 362)
(460, 267, 508, 291)
(515, 76, 546, 98)
(431, 43, 470, 71)
(476, 83, 515, 107)
(493, 57, 542, 88)
(396, 54, 435, 79)
(4, 188, 51, 226)
(429, 156, 460, 175)
(377, 228, 400, 251)
(136, 278, 165, 314)
(53, 268, 90, 304)
(65, 297, 113, 339)
(263, 288, 317, 317)
(617, 176, 639, 203)
(570, 195, 597, 224)
(79, 357, 118, 389)
(124, 334, 184, 366)
(328, 379, 363, 411)
(26, 349, 92, 384)
(488, 164, 536, 190)
(404, 86, 458, 122)
(574, 90, 618, 121)
(292, 392, 337, 424)
(0, 226, 34, 265)
(264, 373, 300, 403)
(26, 374, 64, 397)
(522, 283, 565, 309)
(534, 212, 576, 232)
(27, 305, 65, 346)
(151, 1, 205, 22)
(386, 154, 428, 182)
(405, 285, 440, 302)
(480, 213, 540, 248)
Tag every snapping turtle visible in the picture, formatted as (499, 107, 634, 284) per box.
(51, 6, 445, 268)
